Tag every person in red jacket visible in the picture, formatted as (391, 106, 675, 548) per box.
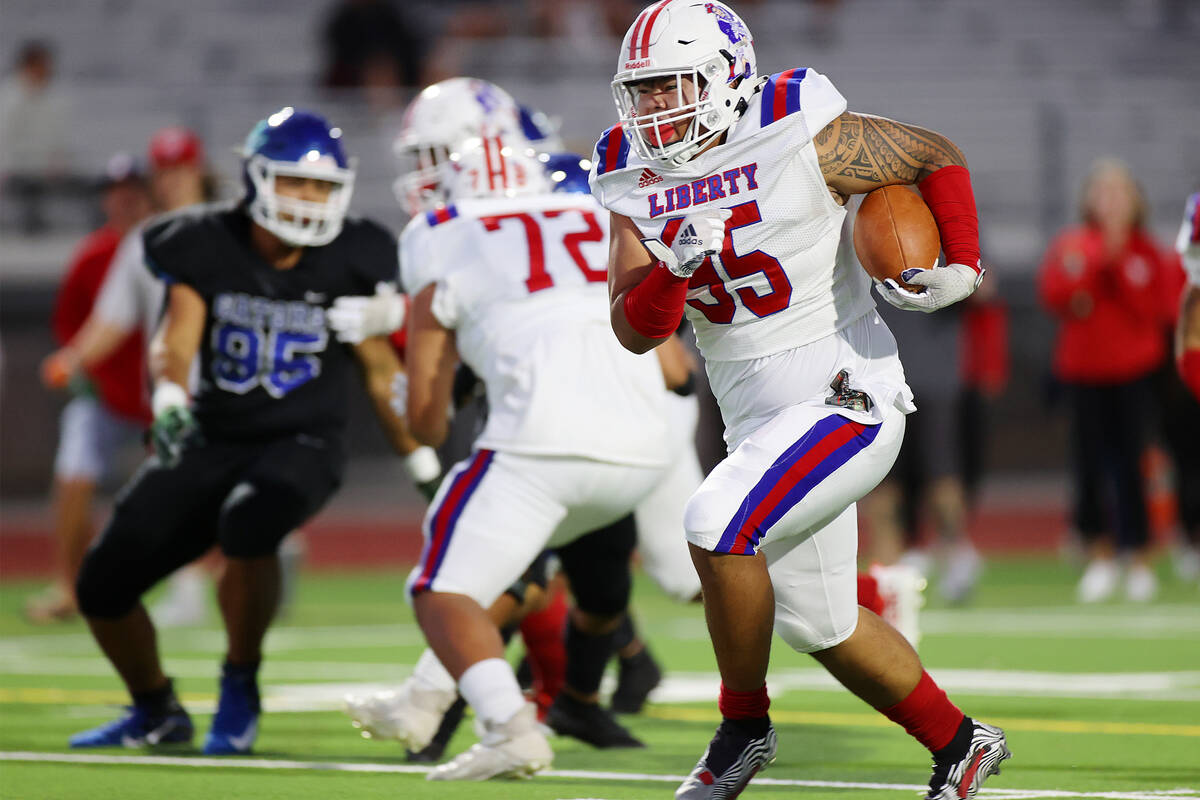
(26, 153, 153, 623)
(1038, 158, 1173, 604)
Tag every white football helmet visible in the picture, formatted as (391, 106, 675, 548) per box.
(441, 133, 551, 203)
(393, 77, 523, 216)
(612, 0, 757, 167)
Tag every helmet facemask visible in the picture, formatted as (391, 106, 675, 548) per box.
(246, 153, 355, 247)
(614, 51, 751, 167)
(393, 140, 452, 217)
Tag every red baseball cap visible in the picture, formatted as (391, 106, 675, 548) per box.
(148, 126, 205, 169)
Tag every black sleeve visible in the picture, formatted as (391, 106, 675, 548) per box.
(141, 211, 212, 296)
(344, 218, 399, 295)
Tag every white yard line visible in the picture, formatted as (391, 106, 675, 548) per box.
(0, 624, 424, 658)
(0, 751, 1194, 800)
(5, 664, 1199, 704)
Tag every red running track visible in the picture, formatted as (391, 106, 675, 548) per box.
(0, 508, 1072, 579)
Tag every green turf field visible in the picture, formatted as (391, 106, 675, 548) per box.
(1, 557, 1197, 799)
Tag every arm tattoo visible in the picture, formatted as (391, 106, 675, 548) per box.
(818, 112, 966, 187)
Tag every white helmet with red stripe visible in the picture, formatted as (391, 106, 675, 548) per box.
(393, 77, 523, 215)
(612, 0, 757, 167)
(441, 133, 550, 203)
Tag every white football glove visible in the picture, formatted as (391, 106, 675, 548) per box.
(1177, 193, 1200, 285)
(640, 208, 732, 278)
(327, 282, 407, 343)
(876, 263, 985, 313)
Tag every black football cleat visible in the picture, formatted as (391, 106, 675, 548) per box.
(610, 647, 663, 714)
(547, 692, 644, 748)
(925, 719, 1011, 799)
(676, 718, 777, 799)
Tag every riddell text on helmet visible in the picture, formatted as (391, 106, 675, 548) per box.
(648, 162, 758, 218)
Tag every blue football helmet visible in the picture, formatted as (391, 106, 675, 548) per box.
(242, 107, 356, 247)
(517, 104, 564, 152)
(542, 152, 592, 195)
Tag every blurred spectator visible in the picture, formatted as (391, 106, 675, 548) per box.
(862, 300, 982, 605)
(37, 127, 220, 627)
(958, 276, 1010, 509)
(1037, 158, 1175, 603)
(0, 40, 77, 233)
(321, 0, 427, 89)
(26, 153, 153, 623)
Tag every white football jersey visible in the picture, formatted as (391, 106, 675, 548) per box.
(93, 223, 165, 344)
(590, 68, 874, 363)
(399, 193, 671, 466)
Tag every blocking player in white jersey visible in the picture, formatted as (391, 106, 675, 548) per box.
(396, 109, 676, 779)
(591, 3, 1010, 799)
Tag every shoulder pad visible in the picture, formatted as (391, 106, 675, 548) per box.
(423, 206, 459, 227)
(593, 124, 631, 176)
(759, 68, 810, 127)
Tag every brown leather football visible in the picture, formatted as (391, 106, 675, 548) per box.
(852, 185, 941, 292)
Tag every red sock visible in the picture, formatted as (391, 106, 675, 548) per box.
(519, 587, 568, 716)
(879, 671, 965, 753)
(857, 572, 886, 617)
(719, 683, 770, 719)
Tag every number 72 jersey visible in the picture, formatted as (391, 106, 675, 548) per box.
(399, 192, 671, 466)
(590, 68, 876, 363)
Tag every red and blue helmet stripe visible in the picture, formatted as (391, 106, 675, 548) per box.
(760, 68, 808, 127)
(594, 125, 631, 176)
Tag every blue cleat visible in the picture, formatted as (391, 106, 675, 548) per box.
(70, 706, 193, 749)
(203, 673, 260, 755)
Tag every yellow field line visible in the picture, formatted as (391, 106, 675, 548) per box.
(5, 687, 1199, 738)
(644, 705, 1200, 737)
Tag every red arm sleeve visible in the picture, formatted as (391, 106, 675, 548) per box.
(622, 263, 690, 340)
(917, 165, 981, 270)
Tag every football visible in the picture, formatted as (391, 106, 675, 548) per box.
(852, 185, 941, 292)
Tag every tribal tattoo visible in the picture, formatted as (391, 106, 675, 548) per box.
(816, 112, 966, 191)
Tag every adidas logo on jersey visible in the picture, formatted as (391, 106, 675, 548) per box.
(638, 168, 663, 188)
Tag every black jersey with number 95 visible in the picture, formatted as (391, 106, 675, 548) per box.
(143, 201, 397, 442)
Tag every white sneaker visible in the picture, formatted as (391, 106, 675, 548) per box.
(1077, 559, 1119, 603)
(940, 542, 982, 605)
(427, 704, 552, 781)
(345, 678, 457, 750)
(1124, 564, 1158, 603)
(869, 563, 927, 648)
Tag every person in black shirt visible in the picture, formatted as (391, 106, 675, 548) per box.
(68, 107, 437, 755)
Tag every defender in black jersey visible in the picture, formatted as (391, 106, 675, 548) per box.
(69, 108, 435, 755)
